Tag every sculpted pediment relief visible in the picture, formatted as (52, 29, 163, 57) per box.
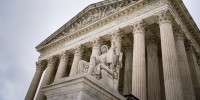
(37, 0, 138, 47)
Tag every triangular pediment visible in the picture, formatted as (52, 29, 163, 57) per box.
(36, 0, 138, 49)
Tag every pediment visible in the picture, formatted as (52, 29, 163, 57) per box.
(36, 0, 138, 49)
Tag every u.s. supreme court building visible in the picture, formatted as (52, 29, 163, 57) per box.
(25, 0, 200, 100)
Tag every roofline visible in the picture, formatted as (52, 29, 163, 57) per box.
(35, 0, 123, 49)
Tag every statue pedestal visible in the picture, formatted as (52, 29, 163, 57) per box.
(42, 74, 126, 100)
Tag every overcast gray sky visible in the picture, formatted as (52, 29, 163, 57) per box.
(0, 0, 199, 100)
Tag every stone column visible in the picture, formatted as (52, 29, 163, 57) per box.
(69, 45, 85, 76)
(110, 30, 123, 54)
(185, 41, 200, 99)
(131, 20, 147, 100)
(156, 10, 184, 100)
(91, 37, 103, 56)
(122, 37, 133, 95)
(88, 37, 103, 74)
(25, 61, 46, 100)
(174, 29, 196, 100)
(36, 56, 57, 100)
(54, 51, 70, 82)
(146, 35, 161, 100)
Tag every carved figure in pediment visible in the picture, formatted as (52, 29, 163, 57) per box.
(124, 0, 129, 6)
(82, 16, 87, 25)
(93, 9, 100, 21)
(101, 6, 107, 17)
(85, 11, 93, 24)
(77, 43, 123, 91)
(69, 24, 76, 33)
(75, 20, 82, 29)
(115, 3, 121, 11)
(107, 5, 116, 14)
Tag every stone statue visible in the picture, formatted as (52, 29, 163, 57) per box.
(69, 24, 76, 33)
(78, 43, 123, 91)
(93, 9, 100, 21)
(85, 11, 93, 24)
(107, 5, 116, 14)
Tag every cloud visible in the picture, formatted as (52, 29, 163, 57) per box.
(0, 0, 199, 100)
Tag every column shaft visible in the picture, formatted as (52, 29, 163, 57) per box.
(146, 36, 161, 100)
(123, 50, 133, 95)
(157, 10, 183, 100)
(69, 45, 85, 76)
(36, 57, 57, 100)
(88, 38, 103, 74)
(25, 61, 45, 100)
(132, 20, 146, 100)
(122, 36, 133, 95)
(186, 42, 200, 99)
(54, 52, 70, 81)
(175, 31, 196, 100)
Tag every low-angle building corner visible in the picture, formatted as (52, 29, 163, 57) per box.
(25, 0, 200, 100)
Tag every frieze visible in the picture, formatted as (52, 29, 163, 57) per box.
(47, 0, 137, 44)
(116, 0, 167, 24)
(38, 0, 167, 58)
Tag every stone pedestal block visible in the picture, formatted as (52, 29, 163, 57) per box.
(42, 74, 126, 100)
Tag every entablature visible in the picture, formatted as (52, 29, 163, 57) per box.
(36, 0, 200, 60)
(36, 0, 139, 50)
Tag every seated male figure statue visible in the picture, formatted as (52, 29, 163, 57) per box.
(78, 43, 123, 91)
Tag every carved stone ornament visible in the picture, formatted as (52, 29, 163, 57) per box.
(47, 56, 57, 66)
(38, 0, 168, 58)
(110, 29, 124, 42)
(185, 40, 195, 53)
(77, 44, 123, 92)
(61, 1, 134, 35)
(155, 9, 172, 24)
(91, 37, 104, 48)
(36, 61, 46, 71)
(132, 20, 146, 33)
(60, 51, 71, 61)
(173, 27, 185, 40)
(74, 45, 86, 56)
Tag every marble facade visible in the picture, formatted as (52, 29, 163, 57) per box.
(25, 0, 200, 100)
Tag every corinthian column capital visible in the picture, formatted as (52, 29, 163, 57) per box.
(155, 9, 173, 24)
(36, 60, 46, 71)
(91, 37, 104, 48)
(110, 29, 124, 42)
(173, 27, 185, 40)
(60, 51, 71, 61)
(131, 20, 146, 33)
(74, 45, 86, 56)
(47, 56, 58, 66)
(185, 40, 195, 53)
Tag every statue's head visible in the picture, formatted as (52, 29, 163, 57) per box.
(101, 45, 108, 53)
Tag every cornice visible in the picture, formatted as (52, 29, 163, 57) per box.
(167, 0, 200, 52)
(36, 0, 139, 50)
(36, 0, 146, 53)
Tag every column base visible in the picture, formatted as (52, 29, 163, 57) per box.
(41, 73, 126, 100)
